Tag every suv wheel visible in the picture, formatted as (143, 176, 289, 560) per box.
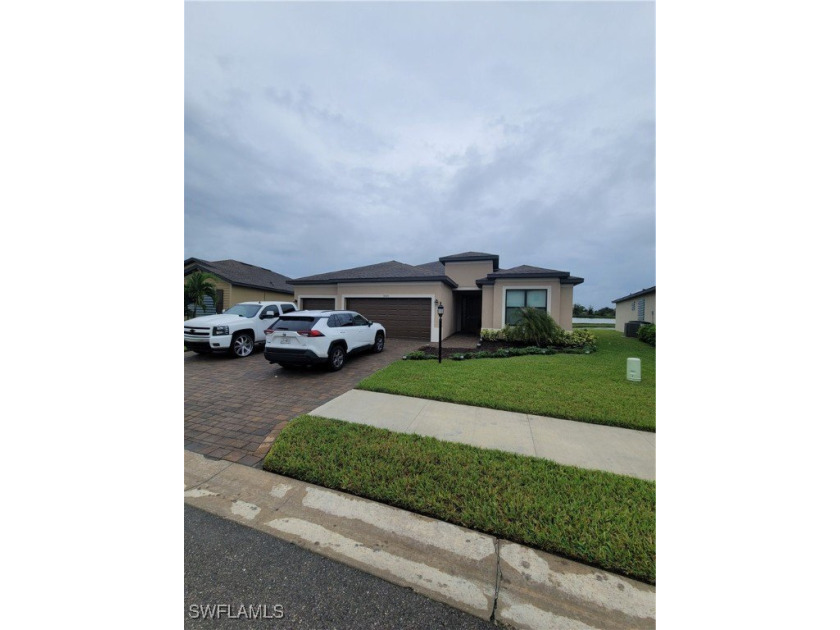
(373, 332, 385, 353)
(230, 332, 255, 358)
(327, 344, 346, 371)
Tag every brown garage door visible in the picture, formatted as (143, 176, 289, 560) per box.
(345, 297, 431, 340)
(300, 298, 336, 310)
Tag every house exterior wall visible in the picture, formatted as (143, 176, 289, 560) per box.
(481, 285, 495, 331)
(557, 283, 574, 331)
(442, 260, 495, 289)
(481, 278, 573, 330)
(184, 275, 293, 313)
(229, 285, 294, 308)
(614, 292, 656, 332)
(293, 282, 455, 342)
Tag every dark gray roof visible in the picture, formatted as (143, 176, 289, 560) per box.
(290, 260, 458, 288)
(184, 258, 295, 294)
(612, 286, 656, 304)
(416, 261, 445, 274)
(439, 251, 500, 270)
(477, 265, 584, 286)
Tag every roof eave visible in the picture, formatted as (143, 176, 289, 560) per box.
(291, 276, 458, 288)
(612, 286, 656, 303)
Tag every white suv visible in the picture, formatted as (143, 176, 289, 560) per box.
(264, 310, 386, 371)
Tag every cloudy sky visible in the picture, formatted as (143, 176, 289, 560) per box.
(185, 1, 655, 309)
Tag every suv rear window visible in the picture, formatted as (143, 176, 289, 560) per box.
(269, 316, 320, 331)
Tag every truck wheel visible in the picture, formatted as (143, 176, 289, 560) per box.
(327, 344, 346, 371)
(230, 332, 254, 358)
(373, 332, 385, 353)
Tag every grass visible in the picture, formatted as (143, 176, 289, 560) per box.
(360, 330, 655, 432)
(573, 322, 614, 329)
(263, 415, 656, 584)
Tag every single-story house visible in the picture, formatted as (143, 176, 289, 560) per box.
(289, 252, 583, 341)
(184, 258, 295, 315)
(612, 286, 656, 332)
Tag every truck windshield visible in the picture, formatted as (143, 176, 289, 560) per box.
(225, 304, 261, 317)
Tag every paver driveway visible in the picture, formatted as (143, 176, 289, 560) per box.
(184, 338, 420, 466)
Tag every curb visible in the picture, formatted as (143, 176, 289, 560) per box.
(184, 451, 655, 629)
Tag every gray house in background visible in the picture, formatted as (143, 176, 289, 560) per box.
(613, 286, 656, 333)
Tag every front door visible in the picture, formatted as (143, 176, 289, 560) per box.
(461, 294, 482, 334)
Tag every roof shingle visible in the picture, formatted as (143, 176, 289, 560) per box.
(184, 258, 295, 294)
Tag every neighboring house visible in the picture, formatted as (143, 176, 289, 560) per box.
(289, 251, 583, 341)
(612, 286, 656, 333)
(184, 258, 295, 315)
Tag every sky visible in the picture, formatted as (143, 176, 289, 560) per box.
(185, 1, 655, 309)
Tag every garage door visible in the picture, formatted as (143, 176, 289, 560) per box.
(345, 298, 431, 340)
(300, 298, 336, 310)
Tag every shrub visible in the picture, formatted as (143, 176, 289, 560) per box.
(638, 324, 656, 347)
(480, 328, 505, 342)
(505, 308, 558, 347)
(551, 328, 597, 350)
(403, 350, 436, 360)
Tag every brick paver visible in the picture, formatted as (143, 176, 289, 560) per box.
(184, 338, 420, 467)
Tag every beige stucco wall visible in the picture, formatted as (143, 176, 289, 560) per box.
(614, 292, 656, 332)
(442, 260, 495, 289)
(481, 285, 495, 332)
(294, 282, 454, 342)
(229, 286, 295, 308)
(481, 278, 574, 330)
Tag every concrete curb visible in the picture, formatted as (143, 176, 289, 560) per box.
(184, 451, 655, 629)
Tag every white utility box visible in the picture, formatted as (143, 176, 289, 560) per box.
(627, 357, 641, 382)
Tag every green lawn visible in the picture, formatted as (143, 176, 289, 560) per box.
(360, 330, 655, 431)
(264, 415, 656, 584)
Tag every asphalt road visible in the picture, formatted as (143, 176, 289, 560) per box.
(185, 505, 497, 629)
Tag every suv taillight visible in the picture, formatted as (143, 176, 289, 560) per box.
(298, 330, 324, 337)
(264, 328, 274, 335)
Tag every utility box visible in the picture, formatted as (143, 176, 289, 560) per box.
(627, 357, 641, 382)
(624, 321, 650, 338)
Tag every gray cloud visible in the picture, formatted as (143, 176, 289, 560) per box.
(185, 1, 655, 307)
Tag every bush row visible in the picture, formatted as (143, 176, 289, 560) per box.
(480, 309, 597, 350)
(638, 324, 656, 347)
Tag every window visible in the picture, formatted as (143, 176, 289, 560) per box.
(505, 289, 547, 325)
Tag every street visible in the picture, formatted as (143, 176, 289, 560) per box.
(185, 505, 497, 629)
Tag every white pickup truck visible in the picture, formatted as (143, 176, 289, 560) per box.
(184, 301, 297, 358)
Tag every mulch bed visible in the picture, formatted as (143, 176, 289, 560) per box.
(415, 340, 521, 359)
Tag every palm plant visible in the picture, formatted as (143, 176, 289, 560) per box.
(507, 307, 560, 347)
(184, 271, 218, 318)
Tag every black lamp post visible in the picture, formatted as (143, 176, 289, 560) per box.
(437, 302, 444, 363)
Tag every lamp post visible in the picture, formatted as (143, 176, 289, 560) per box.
(437, 302, 444, 363)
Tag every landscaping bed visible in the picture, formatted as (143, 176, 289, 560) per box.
(263, 415, 656, 584)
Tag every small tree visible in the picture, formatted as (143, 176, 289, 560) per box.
(184, 271, 218, 318)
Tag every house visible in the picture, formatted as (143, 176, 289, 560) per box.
(612, 286, 656, 333)
(184, 258, 295, 315)
(289, 252, 583, 341)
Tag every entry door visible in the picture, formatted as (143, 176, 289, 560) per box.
(461, 294, 482, 333)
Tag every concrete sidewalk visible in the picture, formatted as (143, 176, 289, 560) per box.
(185, 451, 655, 630)
(311, 390, 656, 481)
